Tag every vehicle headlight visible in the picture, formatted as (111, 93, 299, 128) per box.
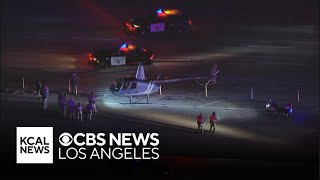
(133, 24, 140, 28)
(93, 58, 97, 61)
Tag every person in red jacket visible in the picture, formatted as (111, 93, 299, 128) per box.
(209, 112, 217, 133)
(196, 113, 204, 133)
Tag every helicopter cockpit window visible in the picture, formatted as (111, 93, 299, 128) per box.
(130, 83, 137, 89)
(122, 82, 130, 90)
(116, 82, 122, 90)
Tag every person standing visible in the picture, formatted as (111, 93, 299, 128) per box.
(196, 113, 204, 133)
(67, 97, 76, 120)
(35, 80, 41, 98)
(76, 102, 83, 122)
(40, 84, 49, 111)
(88, 91, 97, 112)
(59, 94, 68, 118)
(209, 112, 217, 133)
(86, 103, 94, 120)
(70, 72, 80, 95)
(57, 90, 64, 102)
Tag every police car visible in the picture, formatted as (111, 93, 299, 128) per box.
(88, 43, 154, 66)
(123, 9, 192, 36)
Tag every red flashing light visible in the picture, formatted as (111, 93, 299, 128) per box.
(150, 53, 154, 60)
(188, 20, 192, 26)
(156, 9, 167, 17)
(120, 47, 129, 52)
(120, 48, 129, 52)
(88, 53, 93, 60)
(130, 26, 136, 31)
(157, 12, 167, 17)
(125, 22, 136, 31)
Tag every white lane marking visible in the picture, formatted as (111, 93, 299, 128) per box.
(251, 61, 306, 66)
(199, 100, 223, 107)
(104, 102, 263, 111)
(248, 45, 296, 49)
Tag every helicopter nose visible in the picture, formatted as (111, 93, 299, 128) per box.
(109, 84, 118, 92)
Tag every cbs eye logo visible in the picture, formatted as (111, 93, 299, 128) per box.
(59, 133, 73, 146)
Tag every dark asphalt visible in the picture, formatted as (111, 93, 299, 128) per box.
(1, 95, 319, 180)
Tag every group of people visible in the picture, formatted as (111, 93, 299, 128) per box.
(58, 91, 97, 121)
(35, 72, 98, 122)
(196, 112, 217, 133)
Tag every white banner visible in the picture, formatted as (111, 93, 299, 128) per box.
(150, 23, 165, 32)
(111, 56, 126, 66)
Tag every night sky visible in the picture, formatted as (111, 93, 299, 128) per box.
(2, 0, 318, 25)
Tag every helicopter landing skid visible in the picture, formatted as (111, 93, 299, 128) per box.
(119, 102, 151, 105)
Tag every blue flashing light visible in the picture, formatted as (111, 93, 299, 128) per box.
(120, 43, 128, 49)
(289, 108, 293, 113)
(156, 9, 163, 14)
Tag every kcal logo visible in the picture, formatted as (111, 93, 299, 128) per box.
(16, 127, 53, 164)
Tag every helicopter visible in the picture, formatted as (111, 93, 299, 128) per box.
(109, 63, 219, 103)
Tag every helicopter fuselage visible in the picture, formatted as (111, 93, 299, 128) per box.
(110, 79, 160, 96)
